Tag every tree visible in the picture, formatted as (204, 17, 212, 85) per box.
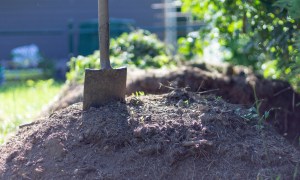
(179, 0, 299, 91)
(275, 0, 300, 19)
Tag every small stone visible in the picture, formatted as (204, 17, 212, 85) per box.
(44, 133, 67, 161)
(84, 129, 91, 137)
(74, 169, 79, 175)
(103, 146, 109, 151)
(145, 115, 152, 122)
(34, 166, 44, 173)
(78, 135, 84, 142)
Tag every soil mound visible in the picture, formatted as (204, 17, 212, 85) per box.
(1, 90, 299, 179)
(44, 65, 300, 145)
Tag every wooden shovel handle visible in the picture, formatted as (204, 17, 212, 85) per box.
(99, 0, 112, 69)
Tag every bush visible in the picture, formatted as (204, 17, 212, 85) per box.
(66, 51, 100, 83)
(110, 29, 172, 68)
(179, 0, 300, 91)
(66, 29, 173, 83)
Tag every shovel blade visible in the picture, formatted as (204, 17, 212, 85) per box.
(83, 67, 127, 110)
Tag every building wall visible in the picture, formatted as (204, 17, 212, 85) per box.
(0, 0, 163, 61)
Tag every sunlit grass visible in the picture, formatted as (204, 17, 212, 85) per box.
(0, 79, 63, 144)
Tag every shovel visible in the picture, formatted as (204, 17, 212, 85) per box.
(83, 0, 127, 110)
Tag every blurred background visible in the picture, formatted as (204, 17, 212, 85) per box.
(0, 0, 201, 77)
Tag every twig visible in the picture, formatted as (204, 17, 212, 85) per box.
(196, 81, 205, 92)
(182, 139, 213, 147)
(19, 122, 35, 128)
(292, 92, 295, 112)
(273, 87, 292, 97)
(159, 83, 175, 90)
(196, 89, 220, 95)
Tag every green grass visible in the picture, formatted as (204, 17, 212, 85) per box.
(5, 69, 44, 81)
(0, 79, 63, 144)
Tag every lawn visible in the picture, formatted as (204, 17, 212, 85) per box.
(0, 79, 63, 144)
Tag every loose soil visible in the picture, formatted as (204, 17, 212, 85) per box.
(1, 90, 299, 179)
(43, 64, 300, 146)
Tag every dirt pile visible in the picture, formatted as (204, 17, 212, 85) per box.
(44, 65, 300, 145)
(1, 90, 299, 179)
(128, 66, 300, 145)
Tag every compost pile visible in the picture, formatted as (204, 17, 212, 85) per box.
(1, 90, 299, 179)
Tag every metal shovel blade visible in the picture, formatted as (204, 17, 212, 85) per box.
(83, 67, 127, 110)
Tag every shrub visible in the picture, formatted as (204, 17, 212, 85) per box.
(67, 29, 173, 83)
(110, 29, 172, 68)
(179, 0, 300, 91)
(66, 51, 100, 83)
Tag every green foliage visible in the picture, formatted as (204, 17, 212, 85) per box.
(180, 0, 300, 91)
(132, 91, 145, 97)
(273, 0, 300, 90)
(274, 0, 300, 19)
(110, 30, 172, 68)
(178, 31, 205, 59)
(4, 69, 44, 81)
(66, 51, 100, 83)
(67, 30, 173, 83)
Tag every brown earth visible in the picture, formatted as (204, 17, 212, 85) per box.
(43, 64, 300, 146)
(1, 90, 300, 179)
